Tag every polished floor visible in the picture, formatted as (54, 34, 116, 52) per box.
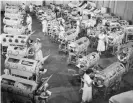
(1, 12, 133, 103)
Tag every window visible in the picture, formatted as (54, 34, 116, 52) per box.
(15, 39, 18, 43)
(18, 36, 26, 39)
(67, 32, 71, 36)
(18, 82, 33, 91)
(8, 58, 20, 63)
(3, 38, 6, 42)
(21, 40, 25, 43)
(9, 39, 12, 42)
(128, 29, 133, 32)
(1, 78, 15, 86)
(21, 60, 34, 66)
(5, 17, 10, 20)
(127, 34, 133, 42)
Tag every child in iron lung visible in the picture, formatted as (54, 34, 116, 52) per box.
(4, 69, 10, 75)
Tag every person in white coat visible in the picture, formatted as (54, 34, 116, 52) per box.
(42, 19, 48, 35)
(42, 12, 48, 35)
(29, 3, 33, 13)
(34, 38, 43, 61)
(97, 31, 107, 55)
(26, 14, 32, 33)
(81, 70, 93, 103)
(22, 3, 26, 11)
(59, 22, 65, 41)
(76, 19, 81, 37)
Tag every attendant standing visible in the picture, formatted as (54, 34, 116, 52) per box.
(34, 38, 43, 61)
(81, 70, 93, 103)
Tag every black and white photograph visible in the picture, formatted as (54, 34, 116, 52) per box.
(0, 0, 133, 103)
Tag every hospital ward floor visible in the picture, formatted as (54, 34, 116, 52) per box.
(1, 12, 133, 103)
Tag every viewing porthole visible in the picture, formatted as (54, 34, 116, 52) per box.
(3, 38, 6, 42)
(9, 39, 12, 42)
(22, 66, 26, 71)
(21, 40, 25, 43)
(14, 51, 19, 56)
(15, 39, 18, 43)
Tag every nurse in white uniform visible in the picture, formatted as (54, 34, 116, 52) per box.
(34, 38, 43, 61)
(42, 19, 48, 35)
(81, 70, 93, 103)
(59, 22, 65, 41)
(29, 3, 33, 13)
(26, 14, 32, 32)
(75, 19, 80, 36)
(22, 3, 26, 11)
(42, 12, 48, 35)
(97, 31, 106, 55)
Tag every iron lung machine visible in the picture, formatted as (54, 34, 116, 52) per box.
(7, 45, 34, 58)
(1, 74, 37, 103)
(4, 55, 50, 79)
(109, 90, 133, 103)
(1, 34, 34, 58)
(5, 12, 24, 19)
(5, 5, 20, 13)
(123, 25, 133, 43)
(2, 55, 51, 103)
(2, 34, 30, 47)
(67, 37, 90, 65)
(76, 52, 100, 71)
(3, 17, 23, 27)
(3, 25, 27, 35)
(117, 42, 133, 72)
(4, 56, 38, 75)
(117, 25, 133, 71)
(1, 34, 30, 55)
(93, 62, 126, 98)
(1, 74, 52, 103)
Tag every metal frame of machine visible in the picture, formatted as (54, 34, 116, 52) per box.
(1, 73, 52, 103)
(4, 12, 24, 19)
(116, 26, 133, 72)
(76, 52, 100, 72)
(3, 17, 23, 27)
(117, 42, 133, 72)
(1, 74, 37, 103)
(124, 25, 133, 43)
(1, 53, 51, 103)
(3, 25, 27, 35)
(92, 62, 126, 98)
(5, 56, 38, 79)
(109, 90, 133, 103)
(4, 54, 50, 80)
